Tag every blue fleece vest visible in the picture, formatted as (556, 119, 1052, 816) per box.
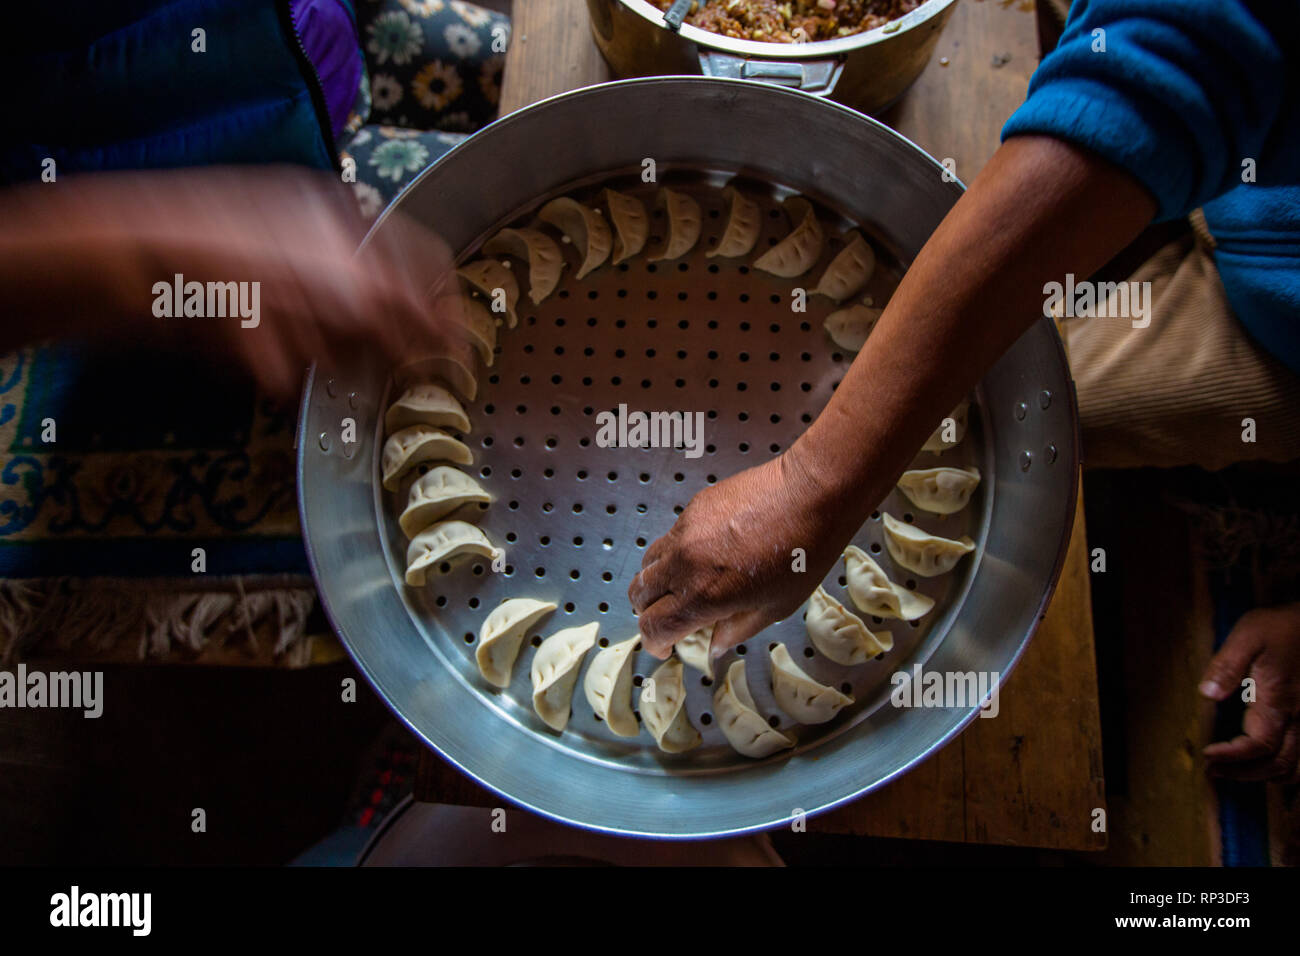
(1003, 0, 1300, 376)
(2, 0, 338, 183)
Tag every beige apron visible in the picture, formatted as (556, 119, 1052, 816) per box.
(1060, 214, 1300, 470)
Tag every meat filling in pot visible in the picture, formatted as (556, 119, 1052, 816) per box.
(651, 0, 923, 43)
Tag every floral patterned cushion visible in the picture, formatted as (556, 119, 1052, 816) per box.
(356, 0, 509, 134)
(343, 124, 467, 220)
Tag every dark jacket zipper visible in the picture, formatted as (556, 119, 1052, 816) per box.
(275, 0, 342, 173)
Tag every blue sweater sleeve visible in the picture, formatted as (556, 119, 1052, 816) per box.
(1002, 0, 1289, 221)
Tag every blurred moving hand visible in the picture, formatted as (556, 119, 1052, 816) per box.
(0, 166, 460, 398)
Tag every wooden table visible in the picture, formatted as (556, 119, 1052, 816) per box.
(416, 0, 1105, 851)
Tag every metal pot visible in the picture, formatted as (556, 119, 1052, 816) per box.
(297, 76, 1078, 838)
(586, 0, 959, 114)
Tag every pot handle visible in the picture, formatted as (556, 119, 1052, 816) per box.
(698, 51, 844, 96)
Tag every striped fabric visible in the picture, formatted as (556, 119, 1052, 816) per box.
(1061, 226, 1300, 471)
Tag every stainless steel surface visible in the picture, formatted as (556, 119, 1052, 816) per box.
(587, 0, 959, 114)
(297, 77, 1079, 838)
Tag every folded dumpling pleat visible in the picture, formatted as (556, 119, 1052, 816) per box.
(824, 303, 881, 352)
(714, 660, 794, 759)
(882, 513, 975, 578)
(381, 425, 472, 492)
(531, 622, 599, 731)
(483, 226, 566, 304)
(805, 585, 892, 665)
(752, 196, 823, 278)
(769, 643, 853, 724)
(538, 197, 612, 279)
(385, 383, 471, 435)
(397, 466, 490, 538)
(641, 658, 701, 754)
(812, 231, 876, 301)
(707, 186, 761, 259)
(476, 598, 557, 688)
(457, 258, 519, 328)
(583, 635, 640, 737)
(674, 624, 715, 680)
(842, 545, 934, 621)
(896, 466, 981, 515)
(404, 520, 496, 586)
(603, 188, 648, 264)
(648, 188, 702, 262)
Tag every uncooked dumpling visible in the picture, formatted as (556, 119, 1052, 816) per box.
(385, 383, 471, 434)
(805, 585, 893, 666)
(457, 258, 520, 328)
(538, 197, 612, 279)
(769, 643, 853, 724)
(842, 545, 934, 621)
(404, 520, 496, 587)
(824, 303, 881, 352)
(476, 598, 557, 688)
(583, 636, 640, 737)
(713, 660, 794, 759)
(460, 298, 498, 365)
(674, 624, 714, 679)
(602, 188, 648, 264)
(531, 622, 599, 732)
(398, 466, 490, 538)
(882, 513, 975, 577)
(394, 347, 477, 402)
(648, 188, 702, 261)
(897, 466, 981, 515)
(483, 227, 566, 304)
(752, 196, 823, 278)
(921, 399, 970, 452)
(641, 658, 701, 754)
(812, 232, 876, 301)
(707, 187, 760, 259)
(381, 425, 472, 491)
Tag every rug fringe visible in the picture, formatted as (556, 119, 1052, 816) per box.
(0, 577, 317, 665)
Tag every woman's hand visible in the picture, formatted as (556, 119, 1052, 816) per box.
(1200, 602, 1300, 783)
(628, 443, 865, 659)
(2, 167, 463, 399)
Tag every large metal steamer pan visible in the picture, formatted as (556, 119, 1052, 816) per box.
(297, 77, 1078, 838)
(586, 0, 959, 114)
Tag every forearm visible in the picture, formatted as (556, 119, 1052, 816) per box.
(0, 184, 158, 352)
(791, 135, 1157, 520)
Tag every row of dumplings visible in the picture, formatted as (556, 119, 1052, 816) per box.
(474, 597, 868, 759)
(381, 383, 502, 587)
(454, 184, 884, 327)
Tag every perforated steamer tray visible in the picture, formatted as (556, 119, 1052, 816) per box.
(297, 78, 1079, 838)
